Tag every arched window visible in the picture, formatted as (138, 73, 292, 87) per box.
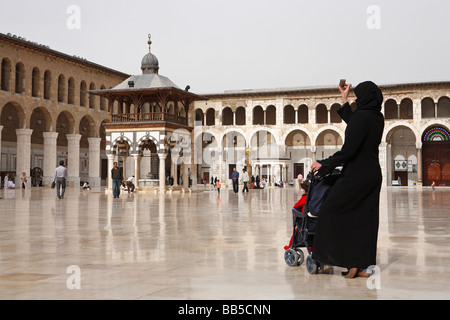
(235, 106, 245, 125)
(1, 58, 12, 91)
(421, 97, 435, 118)
(266, 105, 276, 125)
(316, 104, 327, 124)
(58, 74, 65, 103)
(32, 67, 40, 97)
(253, 106, 264, 125)
(89, 83, 96, 109)
(399, 98, 413, 119)
(195, 108, 204, 125)
(15, 62, 25, 94)
(43, 70, 52, 100)
(100, 85, 106, 110)
(222, 107, 233, 125)
(437, 96, 450, 118)
(80, 81, 87, 107)
(330, 104, 342, 123)
(283, 105, 295, 124)
(384, 99, 398, 120)
(298, 104, 308, 124)
(206, 108, 215, 126)
(68, 77, 75, 104)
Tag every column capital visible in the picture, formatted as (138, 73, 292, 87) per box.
(43, 131, 59, 139)
(66, 133, 82, 141)
(15, 128, 33, 136)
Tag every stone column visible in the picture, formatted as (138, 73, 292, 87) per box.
(106, 153, 115, 190)
(66, 133, 81, 187)
(15, 129, 33, 188)
(133, 154, 141, 189)
(88, 137, 101, 187)
(173, 156, 179, 186)
(43, 132, 58, 186)
(417, 148, 423, 186)
(158, 153, 167, 191)
(183, 163, 190, 189)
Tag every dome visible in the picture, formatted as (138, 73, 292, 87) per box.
(141, 34, 159, 74)
(141, 52, 159, 74)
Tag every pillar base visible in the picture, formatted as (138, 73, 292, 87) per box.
(66, 177, 81, 188)
(87, 177, 101, 188)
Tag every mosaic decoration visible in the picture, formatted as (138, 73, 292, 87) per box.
(423, 127, 450, 142)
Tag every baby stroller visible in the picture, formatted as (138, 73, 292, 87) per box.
(284, 168, 341, 274)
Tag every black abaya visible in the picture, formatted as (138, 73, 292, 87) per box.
(312, 81, 385, 269)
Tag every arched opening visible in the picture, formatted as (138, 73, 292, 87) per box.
(330, 103, 342, 123)
(1, 102, 26, 180)
(421, 97, 434, 118)
(266, 105, 276, 125)
(384, 99, 398, 120)
(88, 83, 96, 109)
(14, 62, 25, 94)
(387, 126, 417, 186)
(206, 108, 215, 126)
(298, 104, 308, 124)
(56, 111, 75, 147)
(79, 115, 95, 149)
(285, 130, 312, 180)
(316, 129, 343, 161)
(32, 67, 40, 98)
(222, 107, 233, 125)
(253, 105, 264, 125)
(235, 106, 245, 125)
(195, 108, 204, 126)
(422, 125, 450, 186)
(284, 105, 295, 124)
(43, 70, 52, 100)
(1, 58, 12, 91)
(437, 96, 450, 118)
(315, 104, 327, 124)
(58, 74, 66, 103)
(68, 77, 75, 105)
(100, 85, 106, 110)
(80, 81, 87, 107)
(30, 107, 52, 145)
(399, 98, 413, 120)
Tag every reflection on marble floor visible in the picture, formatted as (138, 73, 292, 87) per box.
(0, 185, 449, 299)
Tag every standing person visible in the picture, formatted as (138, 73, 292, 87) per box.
(242, 168, 249, 193)
(20, 172, 27, 189)
(53, 160, 67, 199)
(111, 162, 124, 198)
(431, 181, 435, 191)
(216, 179, 221, 195)
(310, 81, 385, 279)
(4, 173, 9, 189)
(231, 167, 239, 193)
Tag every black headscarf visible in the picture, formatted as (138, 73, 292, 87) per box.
(354, 81, 383, 112)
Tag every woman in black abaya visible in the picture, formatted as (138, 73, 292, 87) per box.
(310, 81, 385, 279)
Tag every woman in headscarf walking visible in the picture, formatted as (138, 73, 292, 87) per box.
(310, 81, 385, 279)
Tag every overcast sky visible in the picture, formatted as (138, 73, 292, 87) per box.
(1, 0, 449, 94)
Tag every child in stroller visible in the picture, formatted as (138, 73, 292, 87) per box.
(284, 169, 341, 273)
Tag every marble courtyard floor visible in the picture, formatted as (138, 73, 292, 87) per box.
(0, 185, 449, 300)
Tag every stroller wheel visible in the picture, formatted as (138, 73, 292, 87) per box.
(284, 248, 304, 266)
(306, 255, 320, 274)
